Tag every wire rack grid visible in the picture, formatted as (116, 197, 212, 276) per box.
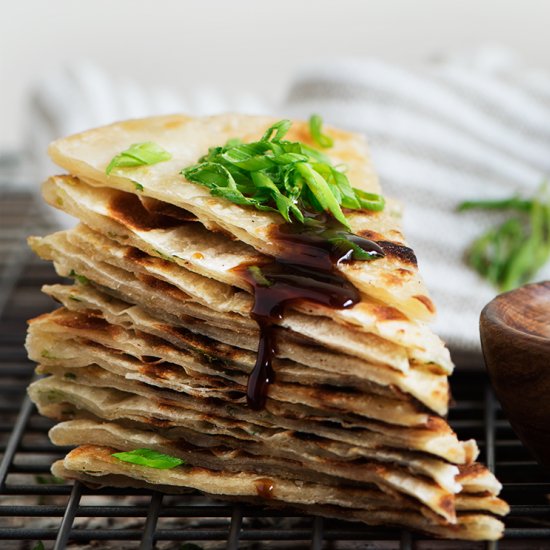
(0, 191, 549, 549)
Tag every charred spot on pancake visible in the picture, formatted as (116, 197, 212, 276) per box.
(124, 247, 149, 262)
(134, 331, 175, 355)
(146, 416, 173, 428)
(108, 191, 185, 231)
(138, 196, 198, 223)
(438, 494, 456, 520)
(134, 272, 190, 300)
(372, 305, 408, 322)
(55, 311, 110, 332)
(413, 295, 436, 315)
(395, 268, 413, 278)
(425, 416, 451, 433)
(356, 229, 384, 241)
(457, 462, 486, 479)
(376, 241, 417, 266)
(196, 352, 233, 372)
(68, 445, 96, 460)
(138, 361, 179, 381)
(160, 324, 224, 356)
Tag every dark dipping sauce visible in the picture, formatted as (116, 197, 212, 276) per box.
(233, 219, 385, 410)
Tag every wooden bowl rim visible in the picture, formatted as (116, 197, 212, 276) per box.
(481, 281, 550, 346)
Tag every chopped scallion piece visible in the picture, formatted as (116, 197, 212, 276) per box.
(68, 269, 89, 285)
(328, 236, 383, 262)
(112, 448, 185, 469)
(309, 114, 334, 148)
(248, 266, 272, 287)
(106, 142, 172, 175)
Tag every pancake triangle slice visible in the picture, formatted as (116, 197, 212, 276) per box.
(26, 113, 507, 540)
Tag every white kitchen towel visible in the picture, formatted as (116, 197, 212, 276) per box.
(25, 62, 270, 188)
(284, 49, 550, 353)
(23, 48, 550, 353)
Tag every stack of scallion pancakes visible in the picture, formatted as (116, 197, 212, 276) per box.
(27, 114, 508, 540)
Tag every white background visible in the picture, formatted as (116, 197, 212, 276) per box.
(1, 0, 549, 150)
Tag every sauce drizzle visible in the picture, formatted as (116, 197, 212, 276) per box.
(234, 219, 385, 410)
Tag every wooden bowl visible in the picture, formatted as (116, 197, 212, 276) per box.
(480, 281, 550, 472)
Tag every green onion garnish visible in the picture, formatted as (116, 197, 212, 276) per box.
(181, 117, 385, 230)
(309, 114, 334, 148)
(459, 183, 550, 292)
(106, 142, 172, 175)
(328, 235, 382, 262)
(247, 266, 272, 287)
(68, 269, 89, 285)
(112, 448, 185, 469)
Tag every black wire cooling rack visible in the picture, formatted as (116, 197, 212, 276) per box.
(1, 190, 550, 549)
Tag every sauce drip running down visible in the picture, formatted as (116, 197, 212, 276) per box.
(234, 220, 385, 410)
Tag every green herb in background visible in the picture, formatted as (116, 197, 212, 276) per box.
(181, 117, 385, 230)
(458, 196, 533, 213)
(458, 183, 550, 292)
(32, 542, 45, 550)
(106, 142, 172, 175)
(112, 448, 185, 469)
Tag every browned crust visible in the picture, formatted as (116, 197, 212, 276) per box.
(413, 295, 436, 315)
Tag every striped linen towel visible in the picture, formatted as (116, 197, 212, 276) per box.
(284, 49, 550, 354)
(25, 48, 550, 353)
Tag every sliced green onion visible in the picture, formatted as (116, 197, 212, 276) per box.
(295, 162, 350, 229)
(328, 235, 382, 261)
(68, 269, 89, 285)
(247, 266, 272, 287)
(261, 119, 292, 142)
(181, 117, 385, 229)
(309, 114, 334, 148)
(354, 189, 386, 212)
(112, 448, 185, 469)
(106, 142, 172, 175)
